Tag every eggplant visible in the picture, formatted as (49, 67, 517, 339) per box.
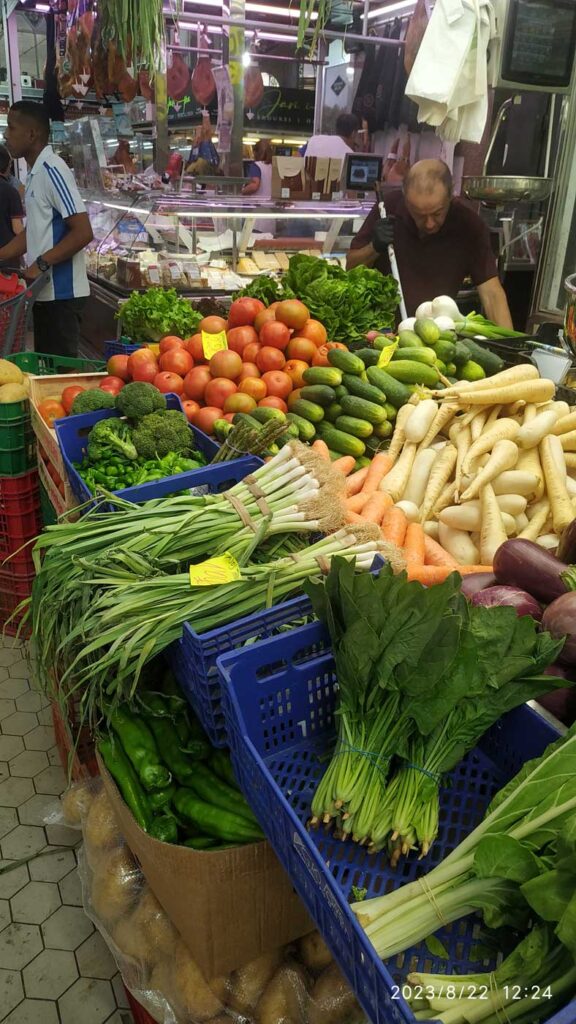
(460, 572, 496, 598)
(542, 592, 576, 666)
(558, 518, 576, 563)
(471, 585, 542, 620)
(493, 539, 568, 605)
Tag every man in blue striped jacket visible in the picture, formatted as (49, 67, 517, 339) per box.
(0, 101, 93, 356)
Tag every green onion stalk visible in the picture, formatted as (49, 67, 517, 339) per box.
(455, 313, 526, 341)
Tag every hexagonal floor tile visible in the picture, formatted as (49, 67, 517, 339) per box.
(0, 805, 17, 838)
(9, 749, 49, 778)
(18, 793, 60, 827)
(42, 904, 93, 950)
(7, 660, 33, 679)
(11, 880, 61, 924)
(23, 947, 78, 999)
(47, 746, 61, 767)
(16, 691, 49, 713)
(24, 726, 54, 751)
(0, 646, 25, 667)
(2, 998, 60, 1024)
(0, 775, 34, 808)
(29, 847, 76, 883)
(34, 766, 66, 796)
(0, 697, 16, 719)
(59, 977, 117, 1024)
(0, 761, 10, 785)
(59, 868, 82, 907)
(0, 736, 25, 763)
(0, 676, 29, 698)
(76, 931, 117, 980)
(0, 922, 43, 969)
(0, 897, 10, 930)
(111, 974, 129, 1010)
(2, 712, 39, 736)
(0, 968, 24, 1018)
(45, 823, 78, 847)
(1, 825, 47, 861)
(0, 860, 29, 899)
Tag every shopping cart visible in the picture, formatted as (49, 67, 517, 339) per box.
(0, 267, 51, 358)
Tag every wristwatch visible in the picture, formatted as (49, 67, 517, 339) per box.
(36, 256, 50, 272)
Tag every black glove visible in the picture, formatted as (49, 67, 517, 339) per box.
(372, 217, 395, 253)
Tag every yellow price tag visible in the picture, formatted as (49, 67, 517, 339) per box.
(377, 341, 398, 368)
(202, 329, 228, 359)
(189, 553, 241, 587)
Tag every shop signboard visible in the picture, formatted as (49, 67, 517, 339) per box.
(168, 85, 314, 133)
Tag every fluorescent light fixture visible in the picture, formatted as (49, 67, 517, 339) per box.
(178, 20, 300, 42)
(368, 0, 416, 18)
(35, 3, 50, 10)
(242, 51, 251, 66)
(179, 0, 317, 17)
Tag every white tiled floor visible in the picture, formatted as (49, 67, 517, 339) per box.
(0, 637, 133, 1024)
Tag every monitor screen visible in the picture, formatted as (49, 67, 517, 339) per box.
(502, 0, 576, 88)
(345, 154, 383, 191)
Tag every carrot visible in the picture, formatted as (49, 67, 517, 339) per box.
(423, 535, 459, 568)
(360, 451, 394, 496)
(346, 492, 371, 514)
(332, 455, 356, 477)
(312, 439, 331, 460)
(380, 505, 407, 547)
(404, 522, 426, 567)
(345, 466, 369, 497)
(407, 564, 493, 584)
(346, 510, 365, 523)
(361, 491, 393, 525)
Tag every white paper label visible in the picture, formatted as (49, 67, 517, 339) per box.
(312, 191, 321, 201)
(281, 187, 290, 198)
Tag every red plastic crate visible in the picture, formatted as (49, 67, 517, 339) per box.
(51, 700, 98, 782)
(0, 563, 34, 636)
(0, 469, 42, 561)
(123, 984, 158, 1024)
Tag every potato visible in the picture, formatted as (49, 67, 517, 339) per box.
(0, 383, 28, 402)
(84, 787, 121, 867)
(112, 914, 152, 966)
(308, 963, 362, 1024)
(255, 962, 309, 1024)
(227, 950, 283, 1015)
(91, 845, 141, 925)
(168, 941, 226, 1021)
(130, 888, 177, 958)
(61, 782, 95, 826)
(298, 931, 333, 974)
(0, 358, 23, 386)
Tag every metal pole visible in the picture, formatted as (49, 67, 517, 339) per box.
(170, 42, 327, 64)
(3, 0, 22, 105)
(154, 41, 170, 174)
(228, 0, 245, 177)
(313, 37, 327, 134)
(173, 13, 406, 48)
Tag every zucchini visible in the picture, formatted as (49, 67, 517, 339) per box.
(342, 374, 386, 405)
(335, 415, 373, 439)
(290, 398, 325, 424)
(340, 394, 387, 425)
(316, 424, 366, 457)
(353, 348, 381, 367)
(251, 407, 286, 424)
(327, 349, 366, 375)
(385, 360, 440, 386)
(366, 366, 412, 409)
(299, 385, 337, 407)
(457, 338, 504, 376)
(391, 346, 437, 366)
(302, 366, 342, 387)
(286, 413, 316, 441)
(397, 330, 425, 348)
(372, 420, 393, 439)
(324, 402, 343, 423)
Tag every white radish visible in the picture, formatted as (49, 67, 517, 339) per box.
(379, 442, 417, 502)
(387, 404, 413, 463)
(542, 400, 569, 420)
(566, 476, 576, 498)
(436, 365, 540, 398)
(516, 408, 560, 450)
(553, 411, 576, 435)
(418, 402, 458, 450)
(434, 481, 458, 515)
(480, 485, 508, 564)
(395, 500, 420, 523)
(516, 445, 545, 501)
(423, 521, 440, 540)
(462, 419, 520, 474)
(440, 504, 482, 531)
(449, 422, 470, 501)
(419, 445, 458, 524)
(405, 399, 438, 444)
(492, 470, 539, 496)
(402, 448, 437, 508)
(540, 435, 574, 533)
(460, 440, 519, 502)
(470, 410, 488, 443)
(558, 430, 576, 452)
(515, 512, 529, 533)
(565, 453, 576, 470)
(438, 523, 479, 566)
(536, 533, 559, 550)
(519, 499, 550, 540)
(447, 379, 556, 407)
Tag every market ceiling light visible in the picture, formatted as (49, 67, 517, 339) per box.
(242, 52, 251, 66)
(367, 0, 416, 18)
(178, 0, 317, 18)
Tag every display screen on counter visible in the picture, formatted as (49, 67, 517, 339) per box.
(345, 154, 383, 192)
(502, 0, 576, 88)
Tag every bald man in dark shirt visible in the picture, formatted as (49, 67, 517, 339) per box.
(347, 159, 513, 329)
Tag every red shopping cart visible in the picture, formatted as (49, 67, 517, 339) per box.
(0, 267, 51, 358)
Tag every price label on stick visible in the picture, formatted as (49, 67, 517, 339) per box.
(189, 552, 241, 587)
(377, 341, 398, 368)
(202, 330, 228, 359)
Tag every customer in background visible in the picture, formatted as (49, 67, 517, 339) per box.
(242, 139, 274, 234)
(0, 143, 24, 267)
(303, 113, 361, 160)
(0, 100, 93, 357)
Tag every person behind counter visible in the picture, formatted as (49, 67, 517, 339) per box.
(302, 112, 361, 160)
(347, 158, 513, 328)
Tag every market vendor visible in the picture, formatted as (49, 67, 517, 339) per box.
(347, 159, 513, 328)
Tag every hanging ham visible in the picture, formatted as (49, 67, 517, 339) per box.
(167, 53, 191, 101)
(244, 65, 264, 109)
(191, 27, 216, 105)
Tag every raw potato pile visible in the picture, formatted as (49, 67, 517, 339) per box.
(67, 782, 364, 1024)
(0, 358, 28, 403)
(380, 365, 574, 566)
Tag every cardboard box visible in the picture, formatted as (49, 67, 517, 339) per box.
(98, 755, 312, 978)
(305, 157, 344, 200)
(271, 156, 310, 200)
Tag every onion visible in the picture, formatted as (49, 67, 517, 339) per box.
(460, 572, 496, 598)
(431, 295, 461, 320)
(398, 317, 417, 333)
(542, 592, 576, 666)
(434, 315, 456, 333)
(415, 301, 433, 318)
(471, 585, 542, 620)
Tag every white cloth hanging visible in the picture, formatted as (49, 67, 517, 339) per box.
(405, 0, 497, 144)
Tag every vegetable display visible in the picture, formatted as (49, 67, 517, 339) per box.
(116, 287, 202, 343)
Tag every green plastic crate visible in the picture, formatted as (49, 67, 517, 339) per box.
(0, 390, 35, 474)
(7, 352, 106, 375)
(39, 480, 57, 527)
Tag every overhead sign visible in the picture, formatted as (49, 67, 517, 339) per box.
(168, 85, 314, 133)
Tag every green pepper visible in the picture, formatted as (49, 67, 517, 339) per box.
(174, 789, 264, 843)
(188, 763, 259, 827)
(210, 750, 240, 791)
(148, 783, 176, 812)
(183, 835, 219, 850)
(149, 814, 179, 844)
(108, 707, 171, 791)
(98, 735, 152, 831)
(143, 695, 199, 783)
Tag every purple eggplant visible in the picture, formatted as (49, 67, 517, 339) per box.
(542, 592, 576, 666)
(558, 518, 576, 564)
(493, 539, 568, 605)
(471, 585, 542, 620)
(460, 572, 496, 598)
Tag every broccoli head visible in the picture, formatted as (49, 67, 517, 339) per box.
(71, 389, 116, 415)
(87, 418, 138, 463)
(132, 409, 195, 460)
(115, 382, 166, 421)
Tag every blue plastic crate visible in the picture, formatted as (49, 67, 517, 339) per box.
(104, 339, 144, 359)
(217, 622, 573, 1024)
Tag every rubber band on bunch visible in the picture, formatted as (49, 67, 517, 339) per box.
(333, 739, 392, 783)
(405, 762, 442, 783)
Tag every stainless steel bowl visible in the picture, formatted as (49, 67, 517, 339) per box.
(461, 176, 554, 206)
(564, 273, 576, 359)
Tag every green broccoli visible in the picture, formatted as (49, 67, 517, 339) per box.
(87, 419, 138, 463)
(132, 409, 195, 460)
(71, 389, 116, 415)
(115, 382, 166, 421)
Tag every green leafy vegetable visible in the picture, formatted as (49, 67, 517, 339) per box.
(117, 288, 201, 343)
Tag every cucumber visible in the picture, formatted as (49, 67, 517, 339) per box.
(233, 412, 262, 429)
(383, 402, 397, 422)
(342, 374, 386, 405)
(457, 338, 504, 376)
(302, 366, 343, 387)
(335, 415, 374, 439)
(355, 456, 372, 470)
(460, 359, 486, 382)
(316, 424, 366, 458)
(340, 394, 387, 425)
(299, 385, 337, 407)
(334, 384, 348, 401)
(353, 348, 381, 367)
(290, 398, 325, 424)
(373, 335, 396, 351)
(327, 349, 366, 375)
(324, 402, 343, 423)
(436, 360, 447, 374)
(391, 346, 437, 366)
(276, 425, 299, 445)
(251, 407, 286, 424)
(372, 420, 393, 439)
(452, 341, 472, 367)
(385, 360, 440, 386)
(366, 366, 412, 409)
(397, 330, 425, 348)
(434, 338, 456, 363)
(286, 412, 316, 442)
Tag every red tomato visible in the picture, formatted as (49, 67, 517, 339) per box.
(299, 319, 328, 347)
(192, 406, 224, 434)
(224, 392, 257, 414)
(159, 348, 193, 376)
(199, 315, 227, 334)
(243, 341, 261, 363)
(227, 325, 258, 355)
(131, 360, 158, 383)
(258, 396, 288, 413)
(311, 345, 330, 367)
(228, 297, 264, 328)
(128, 348, 157, 377)
(254, 308, 276, 332)
(238, 362, 261, 381)
(239, 377, 267, 401)
(106, 354, 130, 381)
(261, 370, 292, 400)
(275, 299, 309, 331)
(184, 333, 205, 362)
(209, 350, 243, 380)
(153, 371, 185, 395)
(184, 366, 212, 401)
(205, 377, 237, 407)
(159, 335, 185, 354)
(181, 400, 200, 422)
(287, 388, 303, 408)
(327, 341, 348, 350)
(256, 346, 286, 372)
(38, 399, 66, 427)
(60, 385, 84, 414)
(259, 320, 291, 351)
(99, 384, 119, 395)
(284, 359, 309, 389)
(286, 337, 316, 363)
(224, 412, 236, 423)
(98, 376, 125, 393)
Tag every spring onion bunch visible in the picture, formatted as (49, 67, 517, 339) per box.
(455, 312, 525, 341)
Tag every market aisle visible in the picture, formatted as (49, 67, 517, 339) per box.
(0, 636, 132, 1024)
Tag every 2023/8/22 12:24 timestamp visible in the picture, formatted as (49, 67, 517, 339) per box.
(392, 984, 554, 1001)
